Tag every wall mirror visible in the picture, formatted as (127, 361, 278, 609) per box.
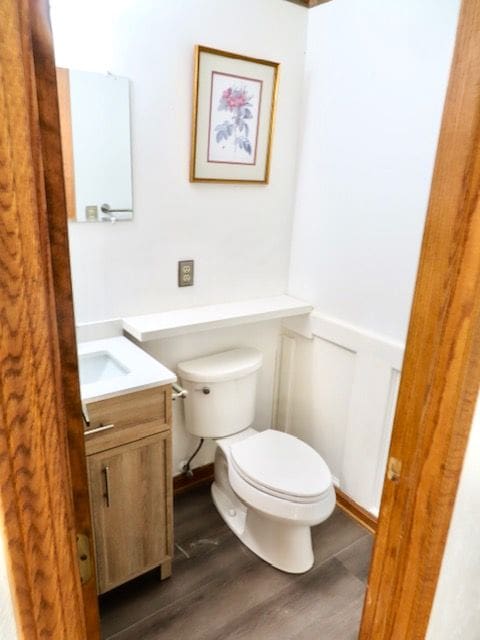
(56, 68, 133, 223)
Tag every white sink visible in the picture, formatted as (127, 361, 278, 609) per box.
(78, 337, 176, 403)
(79, 351, 130, 385)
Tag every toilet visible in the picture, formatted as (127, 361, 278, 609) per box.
(178, 347, 336, 574)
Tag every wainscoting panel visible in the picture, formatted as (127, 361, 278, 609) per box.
(310, 338, 356, 484)
(342, 355, 401, 511)
(274, 334, 297, 433)
(281, 312, 404, 514)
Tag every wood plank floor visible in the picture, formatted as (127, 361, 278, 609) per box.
(100, 485, 373, 640)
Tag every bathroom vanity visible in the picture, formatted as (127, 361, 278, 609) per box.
(79, 337, 176, 594)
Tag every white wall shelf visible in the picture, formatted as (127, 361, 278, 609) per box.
(123, 295, 313, 342)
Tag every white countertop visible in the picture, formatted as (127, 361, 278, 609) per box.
(78, 336, 176, 403)
(123, 295, 313, 342)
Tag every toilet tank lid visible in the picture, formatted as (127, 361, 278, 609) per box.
(177, 348, 263, 383)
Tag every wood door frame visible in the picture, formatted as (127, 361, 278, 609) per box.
(0, 0, 478, 639)
(359, 0, 480, 636)
(0, 0, 99, 638)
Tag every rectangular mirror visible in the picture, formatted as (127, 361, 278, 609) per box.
(57, 68, 133, 222)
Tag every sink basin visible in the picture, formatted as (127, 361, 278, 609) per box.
(79, 351, 130, 385)
(78, 336, 176, 403)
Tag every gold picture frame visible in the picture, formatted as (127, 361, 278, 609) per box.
(190, 45, 280, 184)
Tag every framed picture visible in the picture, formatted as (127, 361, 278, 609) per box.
(190, 45, 280, 184)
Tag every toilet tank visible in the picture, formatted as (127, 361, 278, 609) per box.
(177, 348, 263, 438)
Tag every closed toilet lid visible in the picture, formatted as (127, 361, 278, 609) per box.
(230, 429, 331, 501)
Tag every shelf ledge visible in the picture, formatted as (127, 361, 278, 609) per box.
(122, 295, 313, 342)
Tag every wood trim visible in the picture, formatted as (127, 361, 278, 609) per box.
(0, 0, 94, 638)
(28, 1, 101, 635)
(335, 488, 377, 535)
(174, 463, 215, 496)
(55, 67, 76, 220)
(359, 1, 480, 638)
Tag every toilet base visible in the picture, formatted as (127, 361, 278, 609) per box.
(211, 480, 314, 574)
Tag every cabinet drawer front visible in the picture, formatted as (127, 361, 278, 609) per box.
(84, 385, 171, 453)
(88, 432, 173, 594)
(85, 419, 167, 455)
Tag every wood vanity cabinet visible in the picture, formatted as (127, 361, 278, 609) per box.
(84, 385, 173, 594)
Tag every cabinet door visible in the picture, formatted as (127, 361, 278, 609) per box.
(87, 432, 172, 593)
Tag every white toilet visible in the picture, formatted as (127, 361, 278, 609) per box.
(178, 347, 335, 574)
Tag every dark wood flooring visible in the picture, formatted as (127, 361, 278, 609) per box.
(100, 485, 373, 640)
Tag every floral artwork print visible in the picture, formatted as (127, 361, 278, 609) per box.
(215, 86, 254, 155)
(207, 72, 262, 165)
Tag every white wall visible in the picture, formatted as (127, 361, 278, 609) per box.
(426, 394, 480, 640)
(0, 533, 18, 640)
(282, 0, 460, 513)
(51, 0, 306, 474)
(54, 0, 461, 505)
(50, 0, 307, 323)
(288, 0, 460, 343)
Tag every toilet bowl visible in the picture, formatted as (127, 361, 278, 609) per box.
(212, 428, 335, 573)
(178, 348, 336, 574)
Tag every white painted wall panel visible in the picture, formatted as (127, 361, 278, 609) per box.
(284, 0, 459, 514)
(284, 334, 356, 486)
(309, 338, 355, 484)
(274, 335, 297, 433)
(342, 354, 400, 510)
(283, 314, 404, 513)
(288, 0, 461, 343)
(50, 0, 307, 323)
(0, 533, 18, 639)
(427, 394, 480, 639)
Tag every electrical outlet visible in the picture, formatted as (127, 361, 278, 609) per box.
(178, 260, 194, 287)
(85, 205, 98, 221)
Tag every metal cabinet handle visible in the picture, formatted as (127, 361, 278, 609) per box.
(84, 423, 114, 436)
(103, 466, 111, 508)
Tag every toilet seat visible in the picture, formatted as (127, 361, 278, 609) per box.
(230, 429, 332, 504)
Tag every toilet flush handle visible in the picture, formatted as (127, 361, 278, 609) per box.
(195, 386, 210, 395)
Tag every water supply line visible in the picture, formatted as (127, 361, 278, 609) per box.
(182, 438, 205, 477)
(171, 382, 204, 476)
(172, 382, 188, 400)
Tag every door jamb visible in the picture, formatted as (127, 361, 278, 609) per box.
(360, 0, 480, 636)
(0, 0, 99, 637)
(0, 0, 478, 638)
